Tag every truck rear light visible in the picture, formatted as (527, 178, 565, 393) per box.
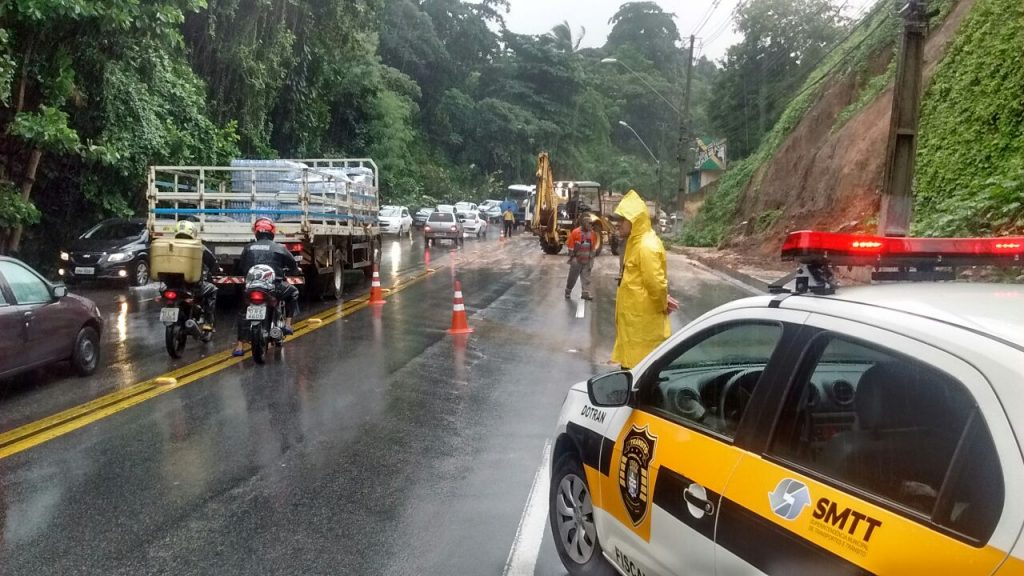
(286, 242, 303, 253)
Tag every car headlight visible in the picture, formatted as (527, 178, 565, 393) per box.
(107, 252, 131, 263)
(60, 251, 69, 261)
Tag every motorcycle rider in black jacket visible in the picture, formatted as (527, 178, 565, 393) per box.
(232, 217, 301, 356)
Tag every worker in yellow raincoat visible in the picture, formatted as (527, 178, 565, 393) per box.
(611, 190, 676, 369)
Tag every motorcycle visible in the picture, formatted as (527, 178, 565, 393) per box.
(243, 265, 289, 364)
(160, 284, 213, 358)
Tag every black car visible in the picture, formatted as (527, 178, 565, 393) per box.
(412, 207, 435, 229)
(61, 218, 151, 286)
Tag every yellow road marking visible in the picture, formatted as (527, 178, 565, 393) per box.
(0, 264, 441, 460)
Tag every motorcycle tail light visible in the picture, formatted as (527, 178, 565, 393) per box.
(162, 290, 178, 301)
(249, 290, 267, 304)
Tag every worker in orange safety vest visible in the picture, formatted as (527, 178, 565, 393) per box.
(565, 216, 598, 300)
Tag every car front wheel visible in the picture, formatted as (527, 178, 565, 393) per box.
(131, 259, 150, 286)
(550, 453, 616, 576)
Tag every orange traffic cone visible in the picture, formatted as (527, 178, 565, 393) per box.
(447, 280, 473, 334)
(368, 263, 386, 305)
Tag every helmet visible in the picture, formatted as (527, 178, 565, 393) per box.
(245, 264, 276, 292)
(254, 217, 276, 239)
(174, 220, 197, 240)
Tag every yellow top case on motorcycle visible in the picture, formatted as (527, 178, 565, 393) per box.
(150, 238, 204, 284)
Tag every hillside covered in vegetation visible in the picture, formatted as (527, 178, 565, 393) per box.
(683, 0, 1023, 249)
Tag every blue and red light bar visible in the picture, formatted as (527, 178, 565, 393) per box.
(781, 231, 1024, 266)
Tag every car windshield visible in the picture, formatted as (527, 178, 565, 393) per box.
(429, 212, 455, 223)
(460, 213, 477, 221)
(81, 220, 144, 240)
(379, 208, 401, 217)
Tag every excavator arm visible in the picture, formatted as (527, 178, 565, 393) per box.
(534, 152, 559, 246)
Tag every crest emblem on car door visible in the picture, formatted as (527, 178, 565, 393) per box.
(619, 425, 658, 525)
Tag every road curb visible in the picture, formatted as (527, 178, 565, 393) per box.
(668, 246, 772, 293)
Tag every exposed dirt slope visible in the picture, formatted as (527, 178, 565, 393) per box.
(725, 0, 978, 257)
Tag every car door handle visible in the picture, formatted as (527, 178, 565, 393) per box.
(683, 486, 715, 517)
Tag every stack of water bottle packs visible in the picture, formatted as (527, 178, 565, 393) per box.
(226, 159, 376, 223)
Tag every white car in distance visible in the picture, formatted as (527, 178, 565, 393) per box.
(479, 200, 503, 222)
(378, 206, 413, 236)
(454, 201, 478, 214)
(458, 211, 488, 238)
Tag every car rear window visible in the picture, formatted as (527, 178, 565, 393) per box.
(429, 212, 455, 223)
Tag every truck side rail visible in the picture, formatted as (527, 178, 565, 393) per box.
(147, 162, 379, 242)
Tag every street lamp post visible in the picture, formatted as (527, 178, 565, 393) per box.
(618, 121, 662, 212)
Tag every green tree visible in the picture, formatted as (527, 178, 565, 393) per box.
(0, 0, 236, 255)
(606, 2, 682, 77)
(709, 0, 847, 159)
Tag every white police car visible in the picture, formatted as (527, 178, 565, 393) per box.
(550, 231, 1024, 575)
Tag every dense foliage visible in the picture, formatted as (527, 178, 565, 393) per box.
(0, 0, 871, 267)
(684, 0, 898, 246)
(706, 0, 849, 160)
(0, 0, 239, 265)
(913, 0, 1024, 236)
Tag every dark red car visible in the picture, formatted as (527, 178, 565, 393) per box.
(0, 257, 103, 379)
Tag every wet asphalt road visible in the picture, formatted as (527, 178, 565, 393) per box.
(0, 228, 756, 575)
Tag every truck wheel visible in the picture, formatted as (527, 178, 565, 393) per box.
(549, 453, 616, 576)
(330, 250, 344, 300)
(541, 239, 563, 255)
(363, 237, 381, 280)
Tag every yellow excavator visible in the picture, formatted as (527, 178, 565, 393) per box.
(532, 152, 619, 256)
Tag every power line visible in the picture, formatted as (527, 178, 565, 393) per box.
(702, 0, 747, 49)
(691, 0, 724, 37)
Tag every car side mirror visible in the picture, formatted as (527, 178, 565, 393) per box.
(53, 284, 68, 299)
(587, 371, 632, 407)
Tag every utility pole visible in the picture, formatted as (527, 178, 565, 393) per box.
(879, 0, 929, 237)
(679, 34, 695, 221)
